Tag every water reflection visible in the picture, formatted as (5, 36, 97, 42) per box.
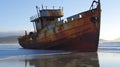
(0, 52, 99, 67)
(26, 52, 99, 67)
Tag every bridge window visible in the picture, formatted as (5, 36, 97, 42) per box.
(72, 18, 74, 21)
(79, 14, 82, 18)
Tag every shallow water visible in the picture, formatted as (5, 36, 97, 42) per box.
(0, 42, 120, 67)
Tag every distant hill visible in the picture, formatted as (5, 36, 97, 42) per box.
(0, 36, 18, 44)
(99, 39, 110, 43)
(0, 30, 36, 44)
(99, 37, 120, 43)
(112, 37, 120, 42)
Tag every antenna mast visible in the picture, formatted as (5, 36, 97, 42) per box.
(98, 0, 100, 2)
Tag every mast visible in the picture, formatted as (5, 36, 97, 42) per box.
(98, 0, 100, 3)
(98, 0, 101, 8)
(32, 6, 40, 33)
(97, 0, 101, 16)
(36, 6, 43, 32)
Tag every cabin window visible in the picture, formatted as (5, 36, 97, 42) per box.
(63, 19, 67, 23)
(72, 18, 74, 21)
(58, 18, 61, 21)
(79, 14, 82, 18)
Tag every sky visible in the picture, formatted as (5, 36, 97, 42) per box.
(0, 0, 120, 40)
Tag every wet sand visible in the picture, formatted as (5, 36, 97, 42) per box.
(1, 43, 120, 67)
(0, 52, 99, 67)
(1, 51, 120, 67)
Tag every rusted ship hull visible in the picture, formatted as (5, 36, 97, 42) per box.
(19, 33, 98, 51)
(18, 0, 101, 51)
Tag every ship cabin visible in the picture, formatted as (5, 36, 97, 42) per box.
(30, 8, 64, 33)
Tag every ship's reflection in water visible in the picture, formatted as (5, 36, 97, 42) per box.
(0, 52, 99, 67)
(26, 52, 99, 67)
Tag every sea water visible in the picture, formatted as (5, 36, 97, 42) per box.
(0, 42, 120, 67)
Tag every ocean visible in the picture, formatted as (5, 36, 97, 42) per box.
(0, 42, 120, 67)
